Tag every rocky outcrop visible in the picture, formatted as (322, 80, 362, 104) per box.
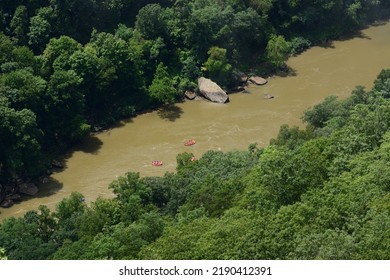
(198, 77, 229, 103)
(234, 70, 248, 83)
(0, 199, 14, 208)
(184, 90, 197, 100)
(51, 160, 64, 169)
(18, 182, 39, 196)
(249, 76, 268, 85)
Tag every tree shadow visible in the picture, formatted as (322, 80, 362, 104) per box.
(72, 135, 104, 155)
(7, 178, 64, 208)
(337, 30, 372, 42)
(34, 178, 63, 198)
(317, 40, 336, 49)
(275, 65, 298, 77)
(157, 104, 184, 122)
(371, 19, 390, 27)
(55, 134, 104, 170)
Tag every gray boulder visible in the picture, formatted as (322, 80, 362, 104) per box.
(249, 76, 268, 85)
(19, 182, 39, 196)
(233, 70, 248, 83)
(198, 77, 229, 103)
(51, 160, 63, 169)
(1, 199, 14, 208)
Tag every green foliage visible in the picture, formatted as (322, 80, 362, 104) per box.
(203, 46, 233, 86)
(266, 34, 290, 68)
(302, 95, 341, 128)
(44, 69, 90, 146)
(10, 5, 28, 45)
(270, 124, 314, 149)
(0, 96, 44, 177)
(135, 4, 167, 40)
(148, 62, 178, 104)
(373, 69, 390, 98)
(28, 7, 54, 53)
(43, 36, 82, 74)
(0, 247, 7, 260)
(289, 36, 311, 55)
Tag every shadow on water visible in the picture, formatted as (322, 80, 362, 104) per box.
(338, 30, 372, 41)
(275, 66, 298, 78)
(34, 178, 63, 199)
(157, 104, 184, 122)
(0, 178, 64, 217)
(54, 135, 104, 170)
(317, 29, 372, 49)
(73, 135, 104, 155)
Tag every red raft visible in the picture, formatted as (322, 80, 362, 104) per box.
(151, 160, 163, 166)
(184, 139, 196, 146)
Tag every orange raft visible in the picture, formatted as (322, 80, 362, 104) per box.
(151, 160, 163, 166)
(184, 139, 196, 146)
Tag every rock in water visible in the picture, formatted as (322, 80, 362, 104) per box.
(18, 183, 39, 196)
(184, 90, 197, 100)
(0, 199, 14, 208)
(249, 76, 268, 85)
(198, 77, 229, 103)
(263, 93, 274, 99)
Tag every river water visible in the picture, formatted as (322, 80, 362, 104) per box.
(1, 21, 390, 220)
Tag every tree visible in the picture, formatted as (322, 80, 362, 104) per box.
(42, 36, 82, 74)
(28, 7, 54, 53)
(373, 68, 390, 98)
(0, 69, 46, 114)
(135, 4, 167, 40)
(266, 34, 290, 68)
(148, 62, 178, 104)
(0, 33, 16, 66)
(302, 95, 341, 128)
(0, 97, 44, 177)
(44, 70, 90, 146)
(10, 5, 29, 45)
(203, 46, 232, 86)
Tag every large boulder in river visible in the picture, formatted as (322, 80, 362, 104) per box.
(197, 77, 229, 103)
(249, 76, 268, 85)
(18, 182, 39, 196)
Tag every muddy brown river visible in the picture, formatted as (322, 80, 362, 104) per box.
(1, 21, 390, 220)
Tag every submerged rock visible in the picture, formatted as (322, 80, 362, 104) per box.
(198, 77, 229, 103)
(263, 93, 274, 99)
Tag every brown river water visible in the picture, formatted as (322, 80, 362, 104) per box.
(1, 21, 390, 220)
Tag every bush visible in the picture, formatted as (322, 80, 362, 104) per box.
(289, 37, 311, 56)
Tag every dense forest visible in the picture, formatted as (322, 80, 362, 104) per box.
(1, 0, 390, 259)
